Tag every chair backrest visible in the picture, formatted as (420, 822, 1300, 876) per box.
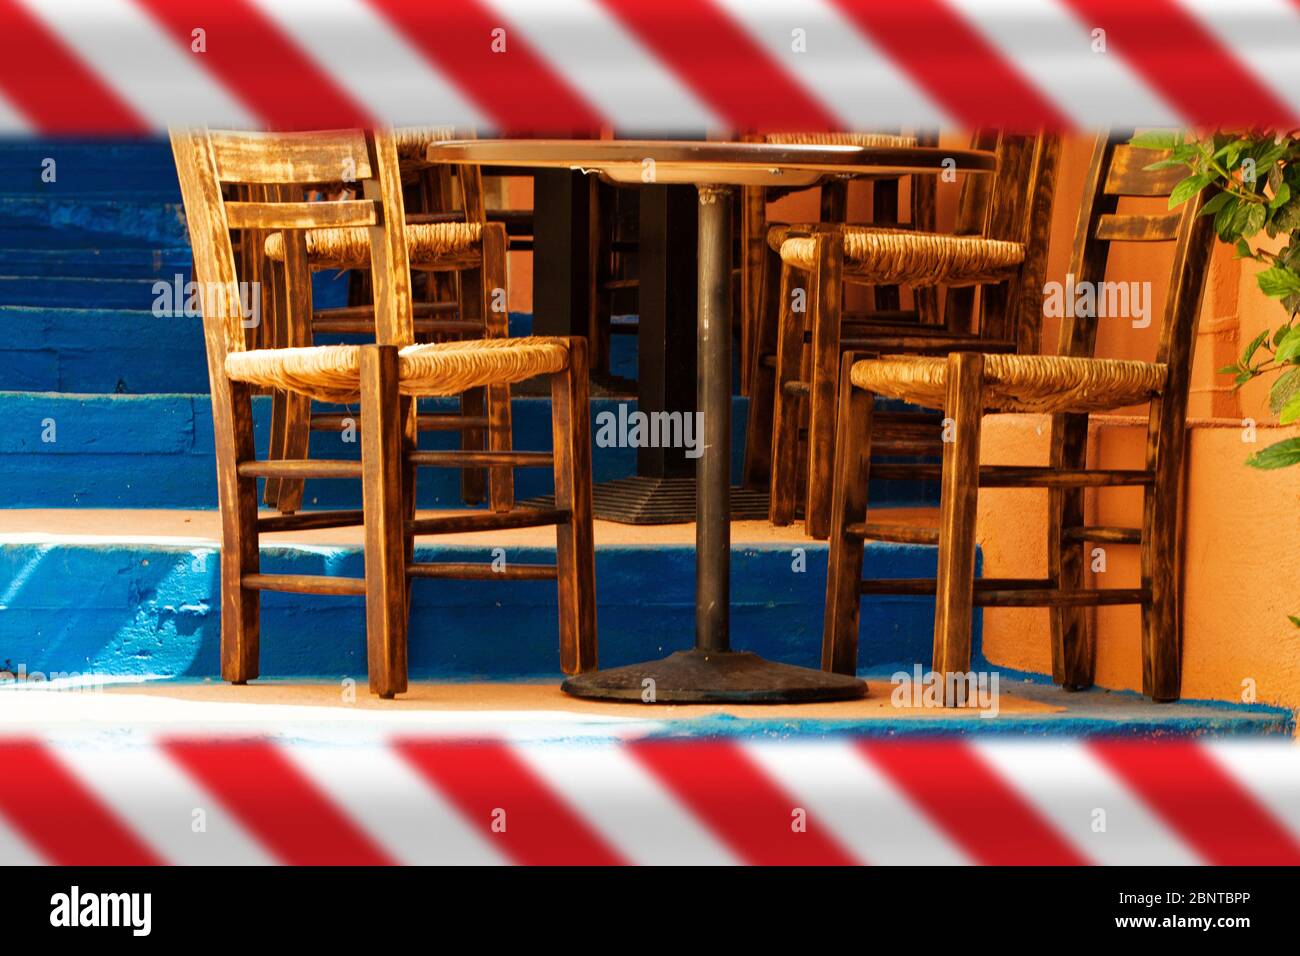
(1058, 133, 1216, 396)
(399, 126, 485, 225)
(947, 130, 1060, 351)
(170, 128, 414, 376)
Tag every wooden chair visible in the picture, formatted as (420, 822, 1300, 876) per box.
(261, 127, 516, 517)
(761, 132, 1060, 539)
(171, 127, 597, 698)
(822, 133, 1215, 703)
(739, 131, 929, 399)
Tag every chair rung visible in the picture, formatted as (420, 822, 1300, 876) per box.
(309, 413, 489, 432)
(312, 317, 481, 335)
(408, 562, 557, 580)
(1063, 526, 1142, 544)
(258, 510, 363, 532)
(243, 573, 366, 596)
(873, 440, 943, 455)
(845, 523, 939, 544)
(870, 464, 1154, 487)
(408, 507, 569, 535)
(409, 450, 553, 468)
(840, 335, 1017, 353)
(315, 302, 457, 321)
(842, 309, 920, 325)
(782, 380, 810, 396)
(976, 587, 1149, 608)
(239, 459, 362, 479)
(860, 578, 1054, 596)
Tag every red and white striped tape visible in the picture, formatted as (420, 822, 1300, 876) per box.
(2, 738, 1299, 865)
(0, 0, 1296, 134)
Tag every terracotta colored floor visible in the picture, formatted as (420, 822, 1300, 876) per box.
(104, 678, 1057, 719)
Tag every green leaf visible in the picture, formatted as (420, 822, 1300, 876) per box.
(1269, 366, 1300, 415)
(1216, 200, 1242, 240)
(1246, 436, 1300, 469)
(1234, 237, 1253, 259)
(1275, 326, 1300, 363)
(1257, 266, 1300, 298)
(1271, 182, 1292, 209)
(1279, 392, 1300, 425)
(1169, 172, 1214, 209)
(1130, 130, 1179, 151)
(1290, 615, 1300, 628)
(1274, 197, 1300, 232)
(1244, 203, 1267, 237)
(1199, 191, 1234, 218)
(1242, 328, 1271, 365)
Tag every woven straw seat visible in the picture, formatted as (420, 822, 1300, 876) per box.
(392, 125, 457, 161)
(765, 222, 826, 254)
(226, 336, 569, 404)
(781, 228, 1024, 286)
(850, 354, 1168, 414)
(764, 132, 918, 148)
(264, 221, 483, 271)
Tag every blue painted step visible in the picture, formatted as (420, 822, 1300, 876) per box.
(0, 196, 188, 248)
(0, 275, 184, 309)
(0, 536, 947, 680)
(0, 247, 192, 279)
(0, 137, 180, 198)
(0, 307, 208, 392)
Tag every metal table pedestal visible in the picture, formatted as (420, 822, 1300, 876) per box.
(562, 186, 865, 704)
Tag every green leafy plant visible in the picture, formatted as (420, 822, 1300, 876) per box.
(1131, 130, 1300, 471)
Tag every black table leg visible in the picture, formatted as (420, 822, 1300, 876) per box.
(531, 169, 591, 339)
(561, 186, 866, 703)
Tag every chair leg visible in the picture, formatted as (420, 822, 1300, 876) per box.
(271, 238, 315, 514)
(460, 260, 488, 506)
(822, 352, 873, 675)
(932, 352, 984, 706)
(481, 222, 515, 512)
(803, 232, 844, 540)
(739, 185, 766, 397)
(871, 179, 901, 311)
(1049, 413, 1094, 690)
(274, 393, 312, 514)
(1142, 397, 1185, 702)
(460, 386, 487, 506)
(768, 261, 804, 525)
(261, 255, 288, 509)
(742, 241, 782, 489)
(551, 337, 597, 675)
(359, 345, 409, 699)
(217, 382, 261, 684)
(263, 390, 287, 509)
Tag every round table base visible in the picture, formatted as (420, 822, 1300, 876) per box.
(561, 649, 867, 704)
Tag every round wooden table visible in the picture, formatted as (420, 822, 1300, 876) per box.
(427, 139, 996, 703)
